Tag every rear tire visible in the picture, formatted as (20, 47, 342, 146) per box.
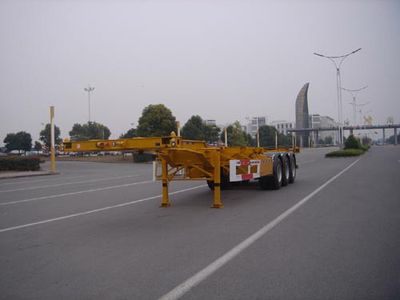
(270, 157, 283, 190)
(281, 155, 290, 187)
(288, 154, 296, 184)
(259, 157, 283, 190)
(207, 168, 231, 190)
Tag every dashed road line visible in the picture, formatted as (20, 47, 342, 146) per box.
(0, 174, 140, 193)
(0, 179, 154, 206)
(0, 174, 90, 186)
(0, 185, 207, 233)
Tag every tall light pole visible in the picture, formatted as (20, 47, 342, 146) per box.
(84, 85, 95, 123)
(356, 102, 370, 124)
(314, 48, 361, 147)
(50, 106, 56, 173)
(342, 85, 368, 126)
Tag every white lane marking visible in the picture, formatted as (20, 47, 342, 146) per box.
(0, 174, 90, 186)
(0, 174, 140, 193)
(159, 158, 361, 300)
(0, 180, 154, 206)
(0, 185, 207, 233)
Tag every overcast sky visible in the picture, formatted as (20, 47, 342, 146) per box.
(1, 0, 399, 144)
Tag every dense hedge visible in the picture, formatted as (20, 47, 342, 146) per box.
(133, 152, 156, 163)
(344, 134, 361, 150)
(325, 149, 365, 157)
(0, 156, 42, 171)
(326, 134, 371, 157)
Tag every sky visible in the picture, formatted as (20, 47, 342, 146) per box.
(0, 0, 399, 144)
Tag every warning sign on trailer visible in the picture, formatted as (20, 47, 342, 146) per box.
(229, 159, 261, 182)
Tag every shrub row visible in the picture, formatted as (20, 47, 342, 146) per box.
(325, 149, 365, 157)
(133, 152, 156, 163)
(0, 156, 42, 171)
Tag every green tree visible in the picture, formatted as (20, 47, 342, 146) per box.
(34, 141, 43, 153)
(259, 125, 278, 147)
(137, 104, 176, 137)
(119, 128, 138, 139)
(69, 122, 111, 140)
(345, 134, 361, 149)
(39, 123, 62, 148)
(3, 131, 32, 153)
(204, 124, 221, 144)
(221, 121, 247, 146)
(3, 133, 18, 152)
(278, 133, 292, 147)
(246, 133, 256, 147)
(181, 115, 221, 144)
(181, 115, 204, 140)
(120, 128, 137, 139)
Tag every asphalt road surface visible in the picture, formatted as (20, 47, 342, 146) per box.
(0, 146, 399, 300)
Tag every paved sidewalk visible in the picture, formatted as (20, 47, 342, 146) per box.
(0, 170, 59, 180)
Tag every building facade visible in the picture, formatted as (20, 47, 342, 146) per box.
(270, 120, 295, 135)
(203, 119, 217, 126)
(245, 116, 267, 137)
(295, 83, 310, 147)
(309, 114, 339, 145)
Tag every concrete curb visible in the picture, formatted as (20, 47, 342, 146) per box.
(0, 171, 60, 180)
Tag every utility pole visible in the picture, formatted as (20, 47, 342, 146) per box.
(84, 85, 95, 123)
(314, 48, 361, 147)
(50, 106, 56, 173)
(357, 103, 370, 125)
(342, 85, 368, 125)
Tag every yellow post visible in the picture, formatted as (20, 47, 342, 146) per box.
(160, 158, 170, 207)
(212, 150, 223, 208)
(50, 106, 56, 173)
(176, 121, 181, 137)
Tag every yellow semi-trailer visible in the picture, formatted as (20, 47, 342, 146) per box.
(63, 132, 298, 208)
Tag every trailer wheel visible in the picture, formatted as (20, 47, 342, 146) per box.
(270, 157, 283, 189)
(207, 180, 214, 190)
(281, 155, 290, 187)
(207, 169, 231, 190)
(259, 157, 283, 190)
(288, 154, 296, 184)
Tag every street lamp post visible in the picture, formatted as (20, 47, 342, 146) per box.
(342, 85, 368, 126)
(357, 103, 370, 125)
(84, 85, 95, 123)
(314, 48, 361, 147)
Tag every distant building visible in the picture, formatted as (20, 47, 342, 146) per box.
(309, 114, 338, 145)
(270, 120, 295, 135)
(295, 83, 310, 147)
(245, 116, 267, 137)
(204, 119, 216, 126)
